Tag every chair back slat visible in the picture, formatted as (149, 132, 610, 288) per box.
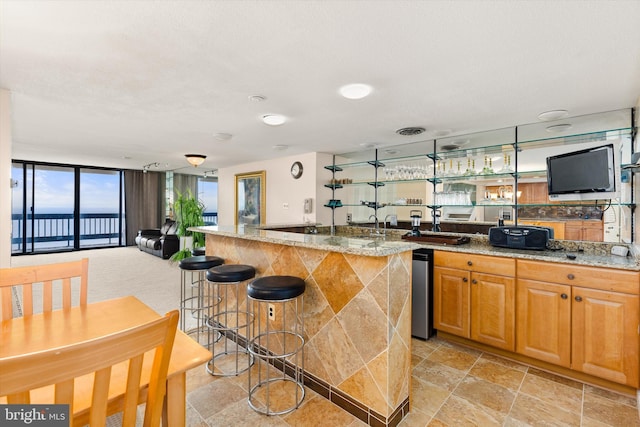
(90, 368, 112, 427)
(0, 258, 89, 320)
(1, 287, 12, 319)
(122, 355, 145, 426)
(54, 379, 74, 409)
(0, 310, 179, 427)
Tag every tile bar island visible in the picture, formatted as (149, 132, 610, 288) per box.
(192, 225, 418, 427)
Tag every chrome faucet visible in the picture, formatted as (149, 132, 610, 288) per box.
(383, 214, 398, 234)
(368, 214, 381, 234)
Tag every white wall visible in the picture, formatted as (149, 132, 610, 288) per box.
(0, 89, 12, 267)
(217, 151, 340, 227)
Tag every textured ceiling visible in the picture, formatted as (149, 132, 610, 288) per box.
(1, 0, 639, 174)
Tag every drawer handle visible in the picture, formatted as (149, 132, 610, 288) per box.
(567, 273, 575, 280)
(467, 261, 473, 266)
(463, 277, 468, 283)
(472, 279, 477, 284)
(561, 293, 568, 299)
(575, 296, 583, 302)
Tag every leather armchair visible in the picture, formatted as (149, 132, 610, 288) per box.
(135, 220, 180, 259)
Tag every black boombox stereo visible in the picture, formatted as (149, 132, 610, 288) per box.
(488, 226, 553, 250)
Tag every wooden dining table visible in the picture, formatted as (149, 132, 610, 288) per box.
(0, 295, 212, 426)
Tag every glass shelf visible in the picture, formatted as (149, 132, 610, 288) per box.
(324, 183, 343, 189)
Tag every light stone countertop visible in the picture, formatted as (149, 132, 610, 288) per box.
(192, 225, 640, 270)
(313, 225, 640, 270)
(191, 225, 419, 257)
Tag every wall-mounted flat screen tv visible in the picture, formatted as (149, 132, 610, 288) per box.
(546, 143, 618, 201)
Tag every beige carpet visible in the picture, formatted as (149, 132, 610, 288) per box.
(11, 246, 182, 317)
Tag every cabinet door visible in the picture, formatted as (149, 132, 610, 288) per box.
(471, 273, 515, 351)
(564, 221, 583, 241)
(537, 221, 565, 240)
(516, 279, 571, 367)
(519, 182, 548, 204)
(433, 266, 470, 338)
(572, 287, 639, 387)
(582, 221, 603, 242)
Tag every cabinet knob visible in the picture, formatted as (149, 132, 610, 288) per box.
(575, 296, 583, 302)
(567, 273, 575, 280)
(467, 261, 473, 266)
(561, 293, 568, 299)
(472, 279, 477, 284)
(462, 277, 468, 283)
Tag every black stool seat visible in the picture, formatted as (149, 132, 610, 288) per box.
(193, 247, 206, 256)
(179, 255, 224, 271)
(247, 276, 305, 301)
(207, 264, 256, 283)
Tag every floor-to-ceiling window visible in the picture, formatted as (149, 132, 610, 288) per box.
(11, 161, 125, 254)
(79, 168, 123, 248)
(198, 176, 218, 225)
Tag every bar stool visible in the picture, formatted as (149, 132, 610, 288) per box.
(178, 255, 224, 345)
(246, 275, 305, 416)
(192, 247, 206, 256)
(205, 264, 256, 376)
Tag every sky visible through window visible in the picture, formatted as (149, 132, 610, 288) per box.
(12, 165, 218, 214)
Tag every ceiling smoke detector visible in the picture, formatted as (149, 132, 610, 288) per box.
(396, 127, 426, 136)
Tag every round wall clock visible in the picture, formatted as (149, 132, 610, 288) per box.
(291, 161, 303, 179)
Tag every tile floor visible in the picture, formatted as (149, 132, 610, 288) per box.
(185, 336, 640, 426)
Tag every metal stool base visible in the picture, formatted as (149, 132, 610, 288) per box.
(247, 288, 305, 415)
(180, 270, 221, 346)
(206, 349, 253, 376)
(248, 377, 305, 416)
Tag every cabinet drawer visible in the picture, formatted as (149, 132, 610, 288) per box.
(435, 251, 515, 276)
(517, 260, 639, 294)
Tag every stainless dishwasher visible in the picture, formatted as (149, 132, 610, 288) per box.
(411, 248, 434, 340)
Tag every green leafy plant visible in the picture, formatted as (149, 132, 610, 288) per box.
(170, 189, 205, 262)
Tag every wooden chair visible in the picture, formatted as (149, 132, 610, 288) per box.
(0, 258, 89, 320)
(0, 310, 179, 427)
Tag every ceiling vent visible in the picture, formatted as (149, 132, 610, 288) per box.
(396, 127, 425, 136)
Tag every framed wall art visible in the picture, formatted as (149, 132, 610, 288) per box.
(235, 170, 266, 225)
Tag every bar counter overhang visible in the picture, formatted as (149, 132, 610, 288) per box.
(192, 225, 418, 425)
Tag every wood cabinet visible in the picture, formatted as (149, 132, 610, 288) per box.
(434, 251, 516, 351)
(517, 182, 548, 204)
(516, 259, 639, 387)
(564, 220, 603, 242)
(518, 220, 565, 240)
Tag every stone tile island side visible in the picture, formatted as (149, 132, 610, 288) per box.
(194, 225, 418, 425)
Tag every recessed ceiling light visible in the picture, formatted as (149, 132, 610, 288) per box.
(339, 83, 373, 100)
(546, 123, 573, 133)
(359, 142, 378, 148)
(213, 132, 233, 141)
(272, 144, 288, 151)
(434, 129, 452, 137)
(249, 95, 266, 102)
(384, 149, 399, 155)
(262, 114, 287, 126)
(538, 110, 569, 121)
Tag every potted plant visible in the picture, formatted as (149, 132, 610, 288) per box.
(170, 189, 205, 262)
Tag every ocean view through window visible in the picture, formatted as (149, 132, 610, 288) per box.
(11, 162, 125, 254)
